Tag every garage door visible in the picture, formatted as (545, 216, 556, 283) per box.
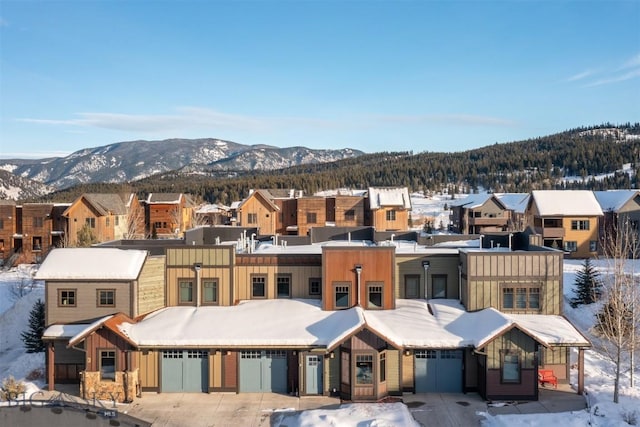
(239, 350, 287, 393)
(161, 350, 208, 392)
(415, 350, 463, 393)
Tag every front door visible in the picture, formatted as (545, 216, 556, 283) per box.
(305, 354, 323, 395)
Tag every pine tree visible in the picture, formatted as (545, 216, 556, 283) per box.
(21, 299, 45, 353)
(76, 223, 97, 247)
(570, 258, 603, 308)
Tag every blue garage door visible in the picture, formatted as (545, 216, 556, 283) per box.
(161, 350, 208, 392)
(415, 350, 463, 393)
(239, 350, 288, 393)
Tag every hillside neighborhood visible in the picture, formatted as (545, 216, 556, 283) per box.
(1, 188, 639, 425)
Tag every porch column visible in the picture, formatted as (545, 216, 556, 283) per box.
(578, 348, 585, 395)
(47, 341, 55, 391)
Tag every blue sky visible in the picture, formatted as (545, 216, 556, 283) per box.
(1, 1, 639, 159)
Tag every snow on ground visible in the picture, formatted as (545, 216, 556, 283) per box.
(1, 251, 640, 424)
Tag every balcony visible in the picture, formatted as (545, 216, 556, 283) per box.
(534, 227, 565, 239)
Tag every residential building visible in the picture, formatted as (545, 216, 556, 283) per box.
(367, 187, 412, 231)
(39, 229, 589, 403)
(145, 193, 194, 238)
(526, 190, 603, 258)
(594, 190, 640, 254)
(0, 200, 17, 266)
(64, 193, 143, 246)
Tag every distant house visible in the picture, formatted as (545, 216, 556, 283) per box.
(449, 194, 508, 234)
(194, 203, 232, 226)
(64, 193, 142, 246)
(145, 193, 194, 238)
(367, 187, 412, 231)
(526, 190, 603, 258)
(494, 193, 530, 232)
(0, 200, 17, 266)
(236, 190, 280, 235)
(594, 189, 640, 253)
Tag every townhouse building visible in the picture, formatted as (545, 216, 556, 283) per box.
(38, 228, 589, 403)
(525, 190, 603, 259)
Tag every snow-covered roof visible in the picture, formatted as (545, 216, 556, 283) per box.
(196, 203, 230, 214)
(119, 299, 364, 348)
(43, 323, 95, 339)
(35, 248, 148, 280)
(146, 193, 183, 204)
(449, 193, 495, 209)
(112, 298, 589, 350)
(495, 193, 530, 214)
(368, 187, 411, 210)
(531, 190, 603, 216)
(593, 190, 640, 213)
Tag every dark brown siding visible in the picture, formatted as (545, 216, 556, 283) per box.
(485, 369, 537, 400)
(224, 351, 237, 390)
(85, 329, 133, 372)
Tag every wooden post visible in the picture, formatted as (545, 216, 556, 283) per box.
(578, 348, 585, 395)
(47, 341, 55, 391)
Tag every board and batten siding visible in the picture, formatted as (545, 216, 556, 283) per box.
(136, 255, 166, 316)
(234, 264, 322, 301)
(402, 352, 413, 391)
(136, 350, 159, 390)
(462, 251, 563, 314)
(46, 280, 132, 325)
(385, 349, 401, 394)
(395, 254, 460, 299)
(165, 247, 235, 306)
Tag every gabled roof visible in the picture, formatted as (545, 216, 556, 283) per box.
(594, 190, 640, 213)
(530, 190, 603, 216)
(35, 248, 148, 280)
(146, 193, 184, 204)
(494, 193, 530, 214)
(63, 193, 129, 217)
(449, 193, 505, 209)
(238, 190, 280, 212)
(67, 313, 137, 348)
(368, 187, 411, 210)
(196, 203, 230, 214)
(113, 298, 589, 350)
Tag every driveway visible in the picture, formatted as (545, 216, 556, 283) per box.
(8, 387, 587, 427)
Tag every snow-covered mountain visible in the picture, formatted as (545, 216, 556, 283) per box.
(0, 170, 54, 201)
(0, 138, 364, 194)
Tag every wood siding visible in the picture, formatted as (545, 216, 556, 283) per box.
(385, 349, 401, 394)
(136, 255, 166, 316)
(333, 196, 366, 228)
(238, 193, 277, 235)
(297, 197, 327, 236)
(85, 329, 133, 372)
(485, 369, 536, 400)
(46, 280, 132, 325)
(65, 200, 114, 246)
(395, 254, 460, 299)
(462, 251, 563, 314)
(322, 247, 395, 310)
(137, 350, 159, 390)
(0, 202, 17, 263)
(372, 208, 409, 231)
(401, 352, 413, 391)
(234, 263, 322, 301)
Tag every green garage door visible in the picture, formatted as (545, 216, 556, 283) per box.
(161, 350, 209, 392)
(239, 350, 288, 393)
(415, 350, 463, 393)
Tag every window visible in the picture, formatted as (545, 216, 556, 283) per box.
(571, 220, 590, 230)
(86, 217, 96, 228)
(33, 217, 44, 227)
(564, 241, 578, 252)
(247, 213, 258, 224)
(473, 211, 482, 218)
(356, 354, 373, 385)
(276, 275, 291, 298)
(367, 283, 383, 309)
(379, 352, 386, 382)
(308, 278, 321, 296)
(252, 275, 266, 298)
(404, 275, 420, 299)
(202, 279, 218, 304)
(99, 350, 116, 381)
(501, 350, 520, 383)
(153, 221, 162, 229)
(32, 236, 42, 251)
(307, 212, 317, 224)
(502, 285, 541, 310)
(334, 282, 350, 309)
(432, 275, 447, 299)
(179, 280, 193, 304)
(106, 217, 110, 227)
(115, 216, 119, 226)
(58, 289, 76, 307)
(0, 219, 4, 229)
(590, 240, 598, 252)
(386, 210, 396, 221)
(344, 209, 355, 221)
(97, 289, 115, 307)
